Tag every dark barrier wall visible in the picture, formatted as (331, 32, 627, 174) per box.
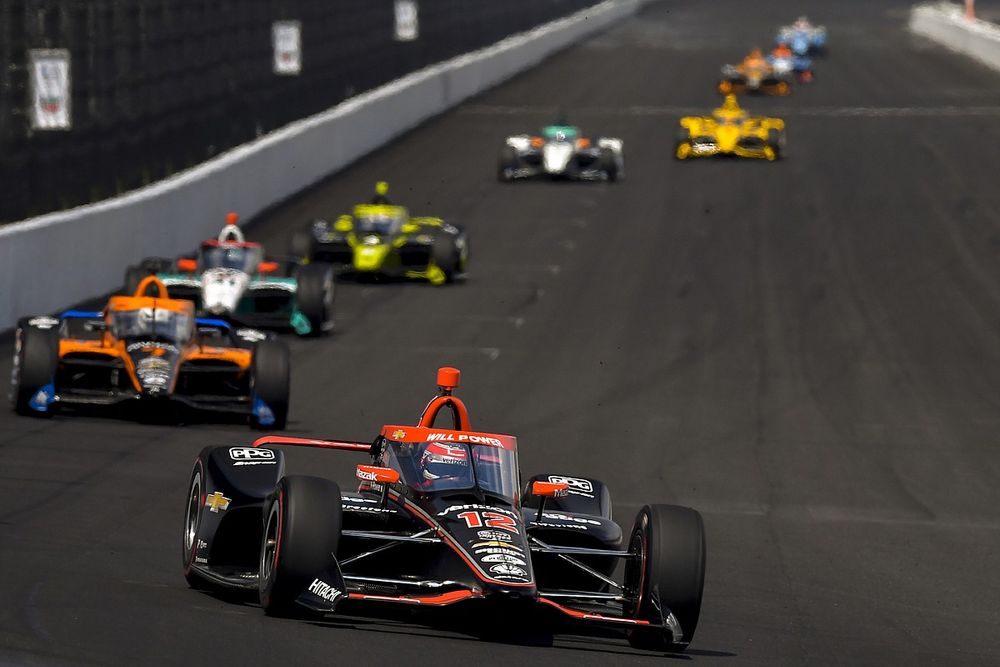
(0, 0, 597, 223)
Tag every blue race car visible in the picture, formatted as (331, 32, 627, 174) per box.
(776, 16, 827, 56)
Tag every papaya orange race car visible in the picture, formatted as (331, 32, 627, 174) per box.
(10, 276, 290, 429)
(718, 48, 791, 96)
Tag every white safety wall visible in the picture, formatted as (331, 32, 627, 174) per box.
(910, 2, 1000, 71)
(0, 0, 646, 330)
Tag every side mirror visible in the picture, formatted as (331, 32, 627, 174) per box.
(177, 258, 197, 273)
(531, 480, 569, 523)
(356, 465, 400, 484)
(257, 261, 280, 274)
(531, 481, 569, 498)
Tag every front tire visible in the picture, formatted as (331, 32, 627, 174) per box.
(599, 148, 620, 182)
(295, 263, 335, 336)
(624, 504, 706, 652)
(432, 232, 466, 284)
(250, 340, 290, 430)
(498, 146, 519, 182)
(181, 458, 215, 590)
(259, 476, 343, 617)
(11, 320, 59, 417)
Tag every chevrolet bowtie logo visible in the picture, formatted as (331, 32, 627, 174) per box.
(392, 429, 406, 439)
(205, 491, 231, 513)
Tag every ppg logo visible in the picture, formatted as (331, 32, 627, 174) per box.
(547, 475, 593, 494)
(229, 447, 275, 461)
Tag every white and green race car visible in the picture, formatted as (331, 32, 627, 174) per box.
(124, 215, 334, 336)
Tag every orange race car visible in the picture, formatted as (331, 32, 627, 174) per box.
(10, 276, 290, 428)
(718, 48, 792, 96)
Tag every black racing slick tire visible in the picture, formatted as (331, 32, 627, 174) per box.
(11, 319, 59, 417)
(294, 263, 335, 336)
(432, 233, 465, 283)
(599, 148, 619, 182)
(290, 229, 315, 262)
(123, 265, 148, 296)
(498, 146, 519, 182)
(181, 456, 215, 590)
(767, 129, 785, 160)
(249, 340, 290, 430)
(259, 476, 343, 617)
(624, 504, 706, 652)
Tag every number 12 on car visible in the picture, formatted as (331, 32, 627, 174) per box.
(456, 511, 518, 533)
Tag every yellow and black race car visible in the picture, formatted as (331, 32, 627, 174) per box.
(291, 183, 469, 285)
(675, 95, 786, 161)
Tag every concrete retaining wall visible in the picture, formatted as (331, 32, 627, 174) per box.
(910, 2, 1000, 71)
(0, 0, 645, 330)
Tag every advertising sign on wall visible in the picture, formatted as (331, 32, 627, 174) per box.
(28, 49, 72, 130)
(273, 21, 303, 75)
(395, 1, 419, 41)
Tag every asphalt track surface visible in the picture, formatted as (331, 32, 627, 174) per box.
(4, 0, 1000, 664)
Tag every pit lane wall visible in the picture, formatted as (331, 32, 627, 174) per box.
(0, 0, 646, 331)
(910, 2, 1000, 71)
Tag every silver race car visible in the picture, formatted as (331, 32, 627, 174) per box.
(499, 123, 624, 182)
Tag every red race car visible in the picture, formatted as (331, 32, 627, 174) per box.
(181, 367, 706, 652)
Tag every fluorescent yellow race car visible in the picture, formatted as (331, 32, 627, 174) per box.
(291, 183, 468, 285)
(675, 95, 786, 161)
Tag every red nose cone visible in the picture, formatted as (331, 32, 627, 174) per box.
(437, 367, 461, 391)
(226, 212, 239, 225)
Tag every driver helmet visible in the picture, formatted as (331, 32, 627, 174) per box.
(371, 181, 391, 205)
(720, 94, 742, 112)
(420, 442, 470, 483)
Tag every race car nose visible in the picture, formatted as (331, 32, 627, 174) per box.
(717, 126, 740, 151)
(483, 581, 538, 602)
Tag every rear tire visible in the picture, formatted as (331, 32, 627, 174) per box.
(11, 320, 59, 417)
(624, 504, 706, 652)
(295, 263, 335, 336)
(767, 129, 785, 160)
(290, 229, 315, 262)
(250, 340, 290, 430)
(123, 265, 148, 296)
(599, 148, 619, 182)
(259, 476, 343, 617)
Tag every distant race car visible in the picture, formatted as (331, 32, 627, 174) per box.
(498, 123, 624, 182)
(124, 214, 334, 337)
(291, 184, 468, 286)
(182, 367, 707, 653)
(675, 94, 786, 161)
(11, 275, 290, 428)
(776, 16, 827, 56)
(719, 48, 791, 96)
(768, 44, 814, 84)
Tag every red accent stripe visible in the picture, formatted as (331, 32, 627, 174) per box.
(538, 597, 652, 626)
(251, 435, 370, 452)
(347, 589, 480, 606)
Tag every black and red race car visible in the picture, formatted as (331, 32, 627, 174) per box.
(181, 368, 706, 652)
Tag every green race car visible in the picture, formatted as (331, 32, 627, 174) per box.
(291, 184, 468, 286)
(123, 216, 335, 336)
